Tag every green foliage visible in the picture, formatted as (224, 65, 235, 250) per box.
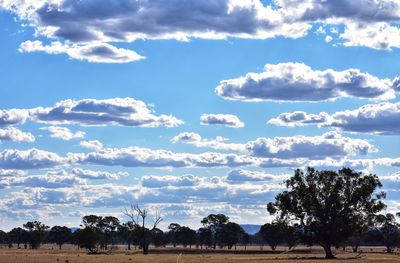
(23, 221, 49, 249)
(49, 226, 72, 249)
(267, 168, 386, 258)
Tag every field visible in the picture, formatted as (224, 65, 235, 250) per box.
(1, 246, 400, 263)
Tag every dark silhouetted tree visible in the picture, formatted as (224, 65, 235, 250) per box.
(201, 214, 229, 249)
(167, 223, 181, 247)
(23, 221, 49, 249)
(74, 227, 100, 253)
(197, 227, 212, 249)
(176, 226, 196, 248)
(123, 204, 162, 255)
(267, 168, 386, 259)
(259, 222, 283, 250)
(7, 227, 29, 248)
(118, 222, 136, 250)
(376, 213, 400, 253)
(219, 222, 244, 249)
(49, 226, 72, 249)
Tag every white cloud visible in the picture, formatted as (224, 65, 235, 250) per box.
(0, 127, 35, 142)
(79, 140, 103, 151)
(216, 62, 397, 102)
(200, 114, 244, 128)
(71, 167, 128, 180)
(171, 132, 244, 151)
(268, 111, 330, 127)
(226, 169, 289, 182)
(0, 148, 65, 169)
(19, 40, 144, 63)
(341, 22, 400, 50)
(2, 0, 400, 65)
(0, 109, 29, 126)
(0, 169, 27, 177)
(172, 131, 375, 160)
(0, 97, 183, 128)
(0, 173, 86, 189)
(69, 146, 256, 168)
(268, 102, 400, 135)
(40, 126, 85, 140)
(245, 131, 375, 159)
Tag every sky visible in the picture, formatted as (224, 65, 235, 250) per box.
(0, 0, 400, 230)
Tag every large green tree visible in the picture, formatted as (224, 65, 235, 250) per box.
(267, 168, 386, 259)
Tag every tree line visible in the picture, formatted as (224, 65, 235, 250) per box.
(0, 168, 399, 258)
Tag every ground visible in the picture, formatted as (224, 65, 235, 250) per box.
(0, 246, 399, 263)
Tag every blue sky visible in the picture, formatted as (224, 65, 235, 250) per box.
(0, 0, 400, 230)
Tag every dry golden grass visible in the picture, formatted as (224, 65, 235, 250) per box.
(0, 246, 399, 263)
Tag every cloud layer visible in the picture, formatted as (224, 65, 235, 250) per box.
(216, 63, 397, 102)
(268, 102, 400, 135)
(2, 0, 400, 62)
(200, 114, 244, 128)
(0, 97, 183, 128)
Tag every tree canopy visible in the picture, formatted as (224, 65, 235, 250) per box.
(267, 167, 386, 258)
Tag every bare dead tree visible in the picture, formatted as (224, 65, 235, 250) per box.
(122, 204, 162, 255)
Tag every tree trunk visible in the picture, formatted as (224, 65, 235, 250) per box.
(128, 242, 131, 250)
(322, 244, 335, 259)
(59, 244, 62, 250)
(352, 245, 358, 253)
(386, 246, 392, 253)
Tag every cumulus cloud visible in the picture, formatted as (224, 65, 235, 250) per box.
(172, 131, 375, 160)
(268, 102, 400, 135)
(71, 167, 128, 180)
(245, 131, 375, 159)
(19, 40, 144, 63)
(0, 127, 35, 142)
(200, 114, 244, 128)
(340, 22, 400, 50)
(0, 148, 65, 169)
(1, 0, 400, 65)
(226, 169, 289, 182)
(268, 111, 330, 127)
(40, 126, 85, 141)
(0, 97, 182, 128)
(79, 140, 103, 151)
(69, 146, 255, 168)
(171, 132, 244, 151)
(216, 63, 397, 102)
(0, 169, 26, 177)
(141, 174, 201, 188)
(0, 174, 86, 189)
(0, 109, 29, 126)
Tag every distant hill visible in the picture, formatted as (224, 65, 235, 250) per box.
(69, 227, 79, 233)
(240, 224, 261, 235)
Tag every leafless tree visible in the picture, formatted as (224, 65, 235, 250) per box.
(122, 204, 162, 254)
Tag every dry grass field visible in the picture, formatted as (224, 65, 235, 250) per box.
(1, 246, 400, 263)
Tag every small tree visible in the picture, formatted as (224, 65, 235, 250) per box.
(49, 226, 72, 249)
(197, 227, 212, 249)
(74, 227, 101, 253)
(376, 213, 400, 253)
(23, 221, 49, 249)
(118, 222, 136, 250)
(240, 233, 250, 250)
(123, 204, 162, 255)
(201, 214, 229, 249)
(167, 223, 181, 247)
(176, 226, 196, 248)
(7, 227, 29, 248)
(219, 222, 244, 249)
(258, 223, 284, 251)
(267, 168, 386, 259)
